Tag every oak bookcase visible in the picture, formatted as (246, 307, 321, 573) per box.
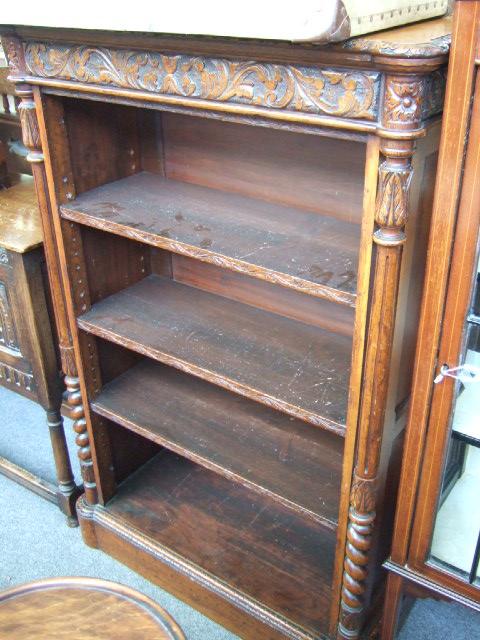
(2, 18, 450, 639)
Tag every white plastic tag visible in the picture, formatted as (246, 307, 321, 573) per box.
(434, 364, 480, 385)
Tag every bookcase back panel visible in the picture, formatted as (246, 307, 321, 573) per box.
(162, 112, 366, 223)
(171, 253, 355, 336)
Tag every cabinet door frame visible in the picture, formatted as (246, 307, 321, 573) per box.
(407, 64, 480, 603)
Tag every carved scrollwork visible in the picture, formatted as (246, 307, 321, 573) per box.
(2, 37, 23, 77)
(24, 42, 380, 121)
(422, 68, 447, 119)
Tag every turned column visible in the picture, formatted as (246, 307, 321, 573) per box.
(2, 36, 92, 512)
(337, 73, 425, 639)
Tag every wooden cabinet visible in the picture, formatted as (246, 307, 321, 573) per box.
(382, 3, 480, 637)
(1, 18, 450, 639)
(0, 176, 79, 522)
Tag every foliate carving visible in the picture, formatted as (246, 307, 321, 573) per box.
(350, 477, 376, 513)
(0, 282, 20, 352)
(0, 363, 34, 392)
(2, 36, 25, 77)
(422, 68, 447, 119)
(338, 475, 377, 639)
(383, 77, 423, 127)
(18, 98, 41, 150)
(342, 34, 451, 59)
(24, 43, 381, 121)
(375, 162, 412, 230)
(65, 374, 97, 505)
(59, 344, 77, 378)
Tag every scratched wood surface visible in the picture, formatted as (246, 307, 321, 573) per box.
(106, 451, 336, 636)
(61, 171, 360, 304)
(78, 274, 352, 434)
(92, 358, 344, 527)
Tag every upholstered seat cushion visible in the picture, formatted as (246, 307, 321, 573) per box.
(0, 1, 448, 43)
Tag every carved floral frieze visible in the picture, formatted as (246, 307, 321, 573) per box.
(24, 42, 381, 120)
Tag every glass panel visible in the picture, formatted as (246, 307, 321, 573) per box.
(429, 252, 480, 585)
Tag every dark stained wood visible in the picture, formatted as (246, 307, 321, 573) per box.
(162, 113, 366, 223)
(106, 450, 337, 637)
(61, 171, 360, 305)
(92, 358, 344, 527)
(64, 99, 140, 195)
(2, 18, 449, 640)
(0, 577, 185, 639)
(171, 254, 355, 337)
(0, 168, 80, 522)
(78, 274, 352, 434)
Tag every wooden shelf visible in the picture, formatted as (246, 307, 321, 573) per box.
(61, 172, 359, 306)
(78, 275, 351, 434)
(106, 450, 336, 636)
(92, 359, 344, 527)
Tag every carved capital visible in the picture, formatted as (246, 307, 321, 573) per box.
(60, 344, 78, 378)
(374, 160, 412, 246)
(18, 97, 41, 150)
(350, 476, 377, 514)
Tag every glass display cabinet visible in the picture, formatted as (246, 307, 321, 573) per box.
(383, 2, 480, 636)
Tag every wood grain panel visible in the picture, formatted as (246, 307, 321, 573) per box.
(162, 113, 366, 222)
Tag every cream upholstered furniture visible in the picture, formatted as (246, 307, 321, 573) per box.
(0, 1, 448, 43)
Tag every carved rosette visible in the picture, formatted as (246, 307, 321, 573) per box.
(24, 42, 380, 121)
(382, 76, 424, 130)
